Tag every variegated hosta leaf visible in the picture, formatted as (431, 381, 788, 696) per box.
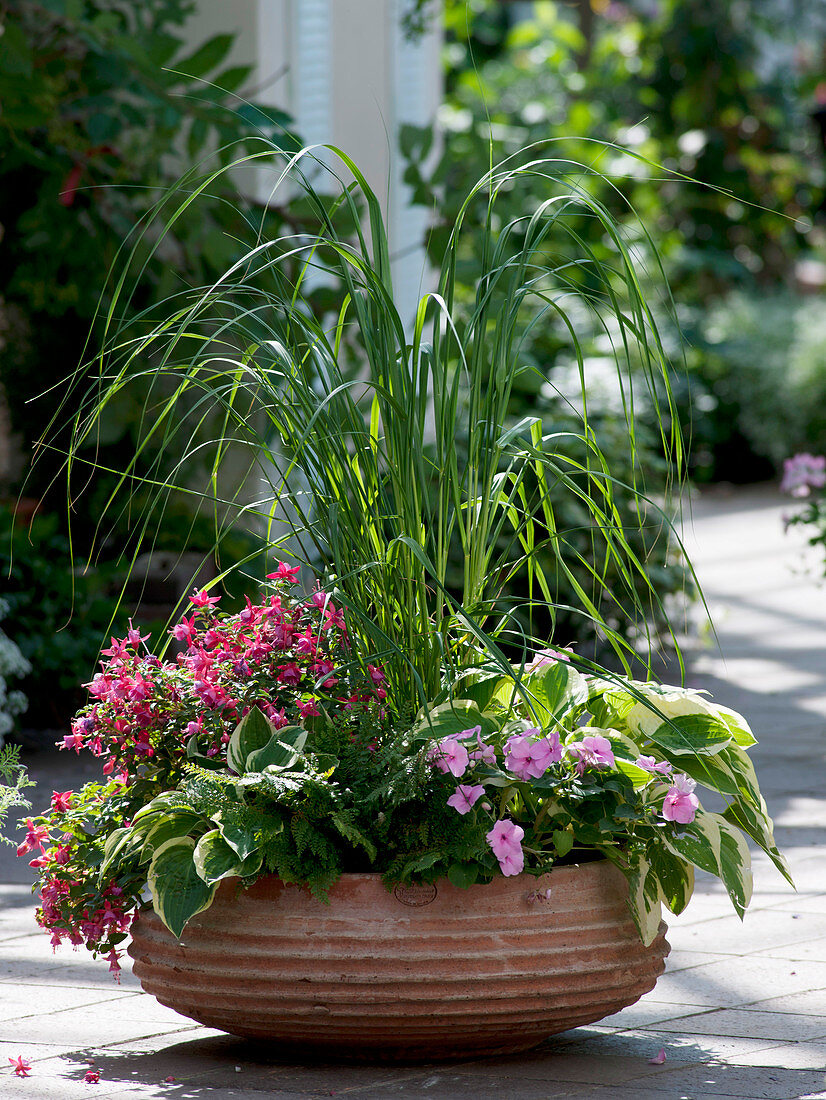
(615, 757, 655, 788)
(650, 845, 695, 916)
(226, 706, 279, 774)
(663, 809, 753, 919)
(712, 704, 758, 748)
(522, 661, 588, 726)
(146, 836, 217, 939)
(662, 808, 721, 878)
(645, 714, 732, 757)
(410, 700, 497, 742)
(245, 727, 308, 773)
(193, 829, 262, 885)
(716, 817, 753, 917)
(623, 853, 664, 946)
(723, 799, 793, 887)
(140, 810, 204, 863)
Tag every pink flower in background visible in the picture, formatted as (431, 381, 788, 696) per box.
(266, 561, 301, 584)
(9, 1055, 32, 1077)
(566, 735, 615, 775)
(486, 818, 525, 876)
(526, 646, 572, 670)
(447, 784, 485, 815)
(505, 730, 562, 780)
(662, 774, 699, 824)
(427, 736, 469, 778)
(189, 589, 221, 609)
(635, 755, 673, 776)
(780, 453, 826, 497)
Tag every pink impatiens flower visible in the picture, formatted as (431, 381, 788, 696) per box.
(635, 755, 673, 777)
(470, 730, 497, 765)
(662, 773, 699, 824)
(486, 818, 525, 876)
(427, 736, 469, 778)
(9, 1055, 32, 1077)
(505, 730, 562, 780)
(447, 784, 486, 815)
(566, 734, 615, 776)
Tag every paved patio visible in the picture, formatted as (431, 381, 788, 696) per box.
(2, 484, 825, 1099)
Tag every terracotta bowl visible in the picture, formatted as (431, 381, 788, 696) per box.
(128, 860, 669, 1061)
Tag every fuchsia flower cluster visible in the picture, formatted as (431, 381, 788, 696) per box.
(67, 573, 383, 778)
(23, 569, 387, 973)
(428, 722, 700, 877)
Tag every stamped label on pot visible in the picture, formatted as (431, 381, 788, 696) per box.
(393, 883, 437, 907)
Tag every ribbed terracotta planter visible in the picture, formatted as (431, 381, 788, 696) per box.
(128, 860, 669, 1061)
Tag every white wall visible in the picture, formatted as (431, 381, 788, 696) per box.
(182, 0, 443, 323)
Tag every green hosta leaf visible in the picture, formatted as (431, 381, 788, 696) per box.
(146, 837, 217, 940)
(722, 799, 793, 887)
(458, 674, 517, 713)
(646, 714, 733, 757)
(132, 791, 190, 824)
(227, 707, 279, 774)
(662, 809, 721, 878)
(140, 810, 204, 863)
(672, 751, 740, 799)
(719, 744, 763, 808)
(716, 816, 753, 917)
(614, 758, 655, 788)
(213, 811, 272, 860)
(524, 661, 588, 726)
(649, 845, 695, 916)
(622, 853, 663, 946)
(713, 705, 758, 748)
(246, 726, 308, 773)
(193, 829, 261, 885)
(99, 826, 142, 882)
(410, 701, 496, 743)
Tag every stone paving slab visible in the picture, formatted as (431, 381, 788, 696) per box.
(1, 485, 825, 1098)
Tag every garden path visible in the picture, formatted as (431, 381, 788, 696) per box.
(1, 484, 825, 1099)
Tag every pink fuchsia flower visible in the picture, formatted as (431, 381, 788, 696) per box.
(505, 730, 562, 780)
(367, 664, 386, 686)
(486, 818, 525, 876)
(266, 561, 301, 583)
(446, 784, 486, 815)
(662, 773, 699, 824)
(427, 736, 469, 778)
(635, 755, 673, 776)
(189, 588, 221, 609)
(50, 791, 73, 813)
(16, 819, 49, 857)
(566, 734, 616, 776)
(9, 1055, 32, 1077)
(780, 453, 826, 497)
